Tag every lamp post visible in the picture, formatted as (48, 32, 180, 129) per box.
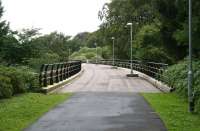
(68, 49, 71, 61)
(95, 42, 98, 64)
(126, 22, 138, 77)
(188, 0, 194, 112)
(111, 37, 115, 66)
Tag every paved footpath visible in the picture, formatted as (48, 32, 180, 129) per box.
(25, 64, 166, 131)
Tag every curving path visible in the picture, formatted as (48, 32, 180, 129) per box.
(59, 64, 160, 93)
(25, 64, 166, 131)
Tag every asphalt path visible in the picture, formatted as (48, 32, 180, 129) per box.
(25, 64, 166, 131)
(59, 64, 160, 93)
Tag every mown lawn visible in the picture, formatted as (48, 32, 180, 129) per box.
(0, 93, 72, 131)
(142, 93, 200, 131)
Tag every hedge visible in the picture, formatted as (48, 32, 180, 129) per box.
(0, 66, 39, 98)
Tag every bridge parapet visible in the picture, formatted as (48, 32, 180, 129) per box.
(88, 59, 169, 87)
(39, 61, 82, 88)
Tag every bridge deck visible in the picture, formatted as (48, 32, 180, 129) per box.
(25, 64, 166, 131)
(58, 64, 160, 93)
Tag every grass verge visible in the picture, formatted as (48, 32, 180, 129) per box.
(142, 93, 200, 131)
(0, 93, 72, 131)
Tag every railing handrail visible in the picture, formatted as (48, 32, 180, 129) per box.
(39, 61, 82, 87)
(87, 59, 169, 85)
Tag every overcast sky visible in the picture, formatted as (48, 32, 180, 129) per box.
(2, 0, 110, 36)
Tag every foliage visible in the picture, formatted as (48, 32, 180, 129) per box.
(97, 0, 200, 61)
(143, 93, 200, 131)
(27, 53, 60, 71)
(71, 47, 102, 61)
(162, 60, 200, 112)
(0, 93, 72, 131)
(102, 46, 112, 59)
(134, 24, 174, 63)
(0, 66, 38, 98)
(0, 75, 13, 98)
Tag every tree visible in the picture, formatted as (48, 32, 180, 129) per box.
(0, 1, 17, 65)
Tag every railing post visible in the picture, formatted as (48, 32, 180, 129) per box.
(68, 62, 71, 77)
(66, 62, 69, 78)
(78, 61, 81, 72)
(60, 63, 64, 81)
(44, 64, 49, 87)
(56, 64, 60, 83)
(50, 64, 54, 85)
(39, 64, 45, 87)
(63, 63, 67, 80)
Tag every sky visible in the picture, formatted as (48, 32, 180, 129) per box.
(2, 0, 110, 36)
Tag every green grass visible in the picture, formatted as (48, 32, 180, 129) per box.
(0, 93, 72, 131)
(142, 93, 200, 131)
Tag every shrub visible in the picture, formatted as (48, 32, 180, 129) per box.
(0, 66, 39, 98)
(27, 53, 60, 71)
(0, 66, 25, 94)
(162, 60, 200, 112)
(71, 47, 103, 61)
(15, 66, 39, 92)
(0, 75, 13, 98)
(134, 24, 174, 64)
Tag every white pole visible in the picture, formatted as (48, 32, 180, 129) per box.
(112, 37, 115, 66)
(188, 0, 194, 112)
(130, 24, 133, 74)
(96, 43, 98, 64)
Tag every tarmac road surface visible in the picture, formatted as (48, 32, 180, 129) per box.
(25, 64, 166, 131)
(59, 64, 161, 93)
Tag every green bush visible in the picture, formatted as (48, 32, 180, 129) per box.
(27, 53, 60, 71)
(0, 66, 39, 98)
(162, 60, 200, 112)
(136, 46, 174, 64)
(0, 75, 13, 98)
(134, 24, 174, 64)
(15, 66, 39, 92)
(71, 47, 102, 61)
(0, 66, 25, 94)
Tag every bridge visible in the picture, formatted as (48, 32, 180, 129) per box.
(26, 60, 169, 131)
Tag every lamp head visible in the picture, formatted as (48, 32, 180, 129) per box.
(127, 22, 132, 26)
(111, 37, 115, 40)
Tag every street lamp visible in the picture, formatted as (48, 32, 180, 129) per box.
(95, 42, 98, 64)
(126, 22, 138, 77)
(188, 0, 194, 112)
(68, 49, 71, 61)
(111, 37, 115, 66)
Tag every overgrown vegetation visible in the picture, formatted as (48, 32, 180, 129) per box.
(71, 47, 103, 61)
(162, 60, 200, 112)
(96, 0, 200, 61)
(0, 93, 72, 131)
(143, 93, 200, 131)
(0, 66, 38, 98)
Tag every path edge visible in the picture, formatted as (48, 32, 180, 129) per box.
(117, 67, 172, 93)
(42, 69, 84, 94)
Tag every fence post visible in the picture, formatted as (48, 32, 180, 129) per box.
(44, 64, 49, 87)
(50, 64, 54, 85)
(63, 63, 67, 80)
(39, 64, 45, 87)
(56, 64, 60, 83)
(68, 62, 71, 77)
(79, 61, 82, 72)
(60, 63, 63, 81)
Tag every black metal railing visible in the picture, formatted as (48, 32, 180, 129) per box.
(39, 61, 82, 87)
(89, 59, 169, 84)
